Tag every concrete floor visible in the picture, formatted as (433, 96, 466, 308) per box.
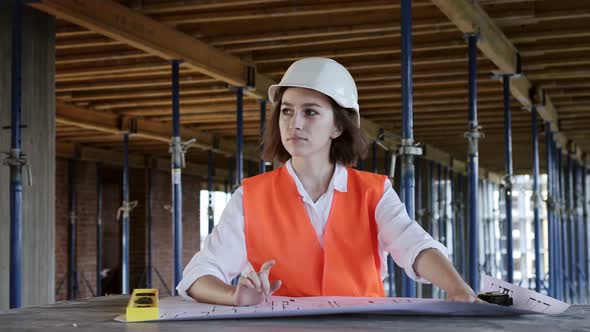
(0, 296, 588, 332)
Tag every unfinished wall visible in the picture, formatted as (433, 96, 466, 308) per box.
(0, 4, 56, 309)
(54, 158, 201, 300)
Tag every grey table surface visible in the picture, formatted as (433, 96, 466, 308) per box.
(0, 296, 588, 332)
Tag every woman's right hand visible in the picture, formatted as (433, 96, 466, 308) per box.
(233, 260, 282, 306)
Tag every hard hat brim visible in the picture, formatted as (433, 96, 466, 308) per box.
(268, 83, 360, 127)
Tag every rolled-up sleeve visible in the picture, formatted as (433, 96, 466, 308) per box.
(375, 178, 449, 283)
(175, 187, 249, 301)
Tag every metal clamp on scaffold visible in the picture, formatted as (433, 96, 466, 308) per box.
(464, 122, 485, 154)
(117, 200, 138, 221)
(169, 137, 196, 169)
(388, 140, 422, 182)
(502, 174, 514, 191)
(3, 148, 32, 186)
(398, 139, 423, 157)
(490, 53, 523, 81)
(544, 194, 556, 211)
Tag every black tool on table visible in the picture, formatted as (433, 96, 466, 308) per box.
(477, 291, 513, 306)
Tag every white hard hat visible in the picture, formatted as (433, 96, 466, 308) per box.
(268, 57, 360, 127)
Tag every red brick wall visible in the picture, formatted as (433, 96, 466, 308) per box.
(149, 168, 201, 296)
(55, 157, 201, 300)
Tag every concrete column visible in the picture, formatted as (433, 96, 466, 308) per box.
(0, 3, 56, 309)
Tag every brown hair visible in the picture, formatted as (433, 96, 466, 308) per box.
(261, 87, 369, 167)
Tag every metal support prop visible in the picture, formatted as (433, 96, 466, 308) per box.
(228, 156, 235, 194)
(443, 167, 449, 248)
(208, 150, 214, 234)
(531, 100, 542, 292)
(170, 60, 183, 295)
(416, 158, 422, 226)
(582, 163, 590, 303)
(558, 149, 569, 301)
(465, 33, 482, 291)
(146, 165, 153, 288)
(567, 154, 577, 302)
(6, 0, 24, 308)
(428, 160, 434, 235)
(544, 124, 555, 297)
(121, 134, 131, 295)
(502, 75, 514, 284)
(68, 159, 78, 300)
(399, 0, 422, 298)
(96, 163, 103, 296)
(483, 180, 490, 275)
(259, 100, 267, 174)
(457, 174, 466, 277)
(236, 87, 244, 188)
(552, 141, 565, 300)
(450, 169, 457, 266)
(576, 161, 586, 303)
(437, 164, 443, 244)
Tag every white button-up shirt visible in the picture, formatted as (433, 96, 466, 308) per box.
(177, 160, 448, 300)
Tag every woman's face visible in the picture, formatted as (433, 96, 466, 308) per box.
(278, 87, 342, 160)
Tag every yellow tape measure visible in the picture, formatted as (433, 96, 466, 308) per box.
(126, 288, 159, 322)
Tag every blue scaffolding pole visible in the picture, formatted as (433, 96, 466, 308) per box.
(558, 148, 569, 301)
(576, 160, 586, 303)
(121, 133, 130, 295)
(236, 87, 244, 188)
(399, 0, 421, 298)
(259, 100, 267, 174)
(531, 96, 542, 293)
(502, 75, 514, 284)
(208, 150, 214, 234)
(553, 140, 563, 300)
(567, 153, 577, 302)
(8, 0, 23, 309)
(170, 60, 186, 295)
(544, 124, 555, 297)
(457, 174, 466, 278)
(146, 164, 153, 289)
(437, 164, 443, 244)
(466, 33, 482, 291)
(96, 163, 103, 296)
(583, 161, 590, 303)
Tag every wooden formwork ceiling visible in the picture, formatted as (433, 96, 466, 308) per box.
(32, 0, 590, 175)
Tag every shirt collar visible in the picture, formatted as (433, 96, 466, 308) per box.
(285, 159, 348, 198)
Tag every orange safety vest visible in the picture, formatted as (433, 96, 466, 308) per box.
(243, 165, 386, 297)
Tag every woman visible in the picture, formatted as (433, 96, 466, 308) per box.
(176, 57, 479, 306)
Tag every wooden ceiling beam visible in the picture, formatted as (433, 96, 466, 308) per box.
(60, 85, 231, 102)
(431, 0, 586, 159)
(138, 0, 289, 14)
(38, 0, 504, 181)
(56, 49, 153, 65)
(156, 0, 432, 25)
(32, 0, 256, 92)
(56, 76, 216, 92)
(57, 142, 229, 181)
(55, 101, 259, 160)
(252, 42, 466, 65)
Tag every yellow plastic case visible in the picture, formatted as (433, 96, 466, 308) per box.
(126, 288, 159, 322)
